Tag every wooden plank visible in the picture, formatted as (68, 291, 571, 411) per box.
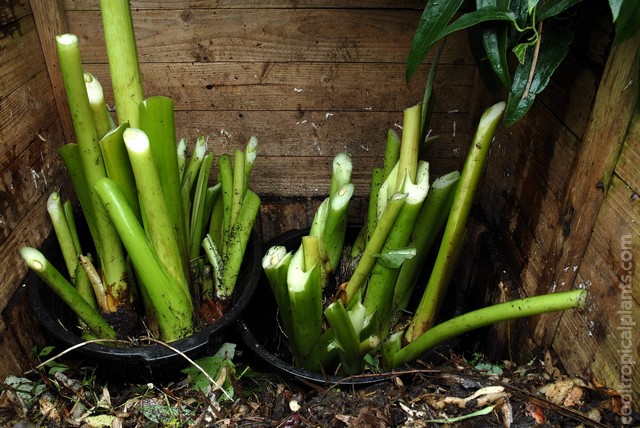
(533, 30, 640, 347)
(64, 9, 471, 64)
(81, 62, 476, 114)
(553, 174, 640, 399)
(30, 0, 74, 144)
(0, 120, 67, 245)
(0, 0, 31, 26)
(615, 111, 640, 194)
(0, 71, 60, 172)
(64, 0, 425, 11)
(0, 15, 45, 98)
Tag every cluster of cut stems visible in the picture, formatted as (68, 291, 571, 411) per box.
(20, 0, 260, 343)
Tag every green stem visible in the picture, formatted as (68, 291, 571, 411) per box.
(219, 190, 260, 300)
(320, 183, 354, 284)
(181, 136, 207, 242)
(405, 101, 506, 342)
(62, 200, 82, 254)
(217, 153, 234, 241)
(20, 247, 117, 339)
(244, 136, 258, 192)
(124, 128, 190, 301)
(392, 170, 460, 317)
(340, 192, 407, 305)
(231, 149, 245, 226)
(139, 96, 188, 265)
(189, 153, 214, 260)
(395, 103, 422, 192)
(324, 301, 364, 375)
(94, 177, 194, 342)
(329, 152, 353, 199)
(262, 246, 294, 339)
(84, 72, 114, 139)
(99, 123, 141, 221)
(365, 167, 385, 247)
(47, 192, 78, 281)
(391, 290, 587, 368)
(383, 129, 401, 181)
(99, 0, 144, 127)
(56, 33, 129, 312)
(59, 144, 96, 245)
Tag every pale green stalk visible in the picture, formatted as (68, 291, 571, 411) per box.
(78, 254, 107, 312)
(406, 101, 506, 342)
(202, 234, 223, 300)
(59, 144, 96, 244)
(123, 128, 190, 300)
(362, 161, 430, 338)
(244, 136, 258, 192)
(56, 33, 129, 312)
(393, 170, 460, 317)
(384, 129, 401, 181)
(231, 149, 246, 226)
(47, 192, 78, 281)
(182, 136, 207, 239)
(219, 190, 260, 299)
(309, 198, 329, 237)
(62, 200, 82, 254)
(364, 167, 385, 247)
(287, 247, 323, 367)
(395, 103, 422, 192)
(20, 247, 117, 339)
(324, 301, 363, 375)
(139, 96, 188, 264)
(99, 0, 144, 127)
(208, 190, 224, 251)
(177, 138, 187, 181)
(189, 153, 214, 260)
(392, 290, 587, 368)
(340, 192, 407, 305)
(99, 123, 141, 221)
(217, 153, 234, 239)
(329, 152, 353, 198)
(262, 246, 294, 339)
(302, 235, 320, 272)
(94, 177, 194, 342)
(318, 183, 354, 285)
(84, 72, 113, 139)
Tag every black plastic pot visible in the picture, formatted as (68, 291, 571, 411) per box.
(28, 229, 261, 382)
(239, 227, 403, 386)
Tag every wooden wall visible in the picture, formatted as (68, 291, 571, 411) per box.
(478, 1, 640, 399)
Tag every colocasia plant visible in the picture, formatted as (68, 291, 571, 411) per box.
(21, 0, 260, 343)
(262, 56, 587, 375)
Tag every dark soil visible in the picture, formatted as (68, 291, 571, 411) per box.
(1, 341, 635, 428)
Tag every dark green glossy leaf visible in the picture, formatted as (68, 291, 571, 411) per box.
(437, 7, 516, 40)
(406, 0, 465, 82)
(482, 23, 511, 88)
(610, 0, 623, 20)
(504, 24, 573, 126)
(538, 0, 583, 20)
(612, 0, 640, 44)
(468, 25, 505, 96)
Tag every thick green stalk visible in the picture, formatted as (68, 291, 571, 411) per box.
(217, 153, 234, 240)
(182, 136, 207, 239)
(262, 246, 294, 339)
(140, 96, 189, 263)
(56, 34, 129, 312)
(362, 161, 430, 338)
(231, 149, 245, 226)
(364, 167, 385, 247)
(405, 101, 506, 342)
(20, 247, 117, 339)
(383, 129, 401, 181)
(124, 128, 190, 300)
(340, 192, 407, 305)
(99, 0, 144, 127)
(94, 177, 194, 342)
(78, 254, 108, 313)
(47, 192, 78, 281)
(302, 235, 320, 272)
(219, 190, 260, 300)
(391, 290, 587, 368)
(208, 190, 224, 251)
(99, 123, 141, 221)
(59, 144, 96, 244)
(244, 136, 258, 191)
(324, 301, 363, 375)
(189, 153, 214, 260)
(319, 183, 354, 284)
(395, 103, 422, 192)
(62, 200, 82, 254)
(287, 247, 323, 368)
(329, 152, 353, 199)
(309, 198, 329, 237)
(84, 72, 114, 139)
(392, 170, 460, 316)
(201, 234, 223, 299)
(177, 138, 187, 181)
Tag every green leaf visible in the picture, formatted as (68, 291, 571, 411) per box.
(376, 247, 416, 269)
(504, 24, 573, 126)
(527, 0, 539, 15)
(426, 405, 496, 423)
(512, 43, 528, 64)
(480, 20, 511, 89)
(538, 0, 583, 20)
(610, 0, 623, 21)
(182, 343, 236, 398)
(612, 0, 640, 44)
(406, 0, 465, 82)
(437, 7, 516, 41)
